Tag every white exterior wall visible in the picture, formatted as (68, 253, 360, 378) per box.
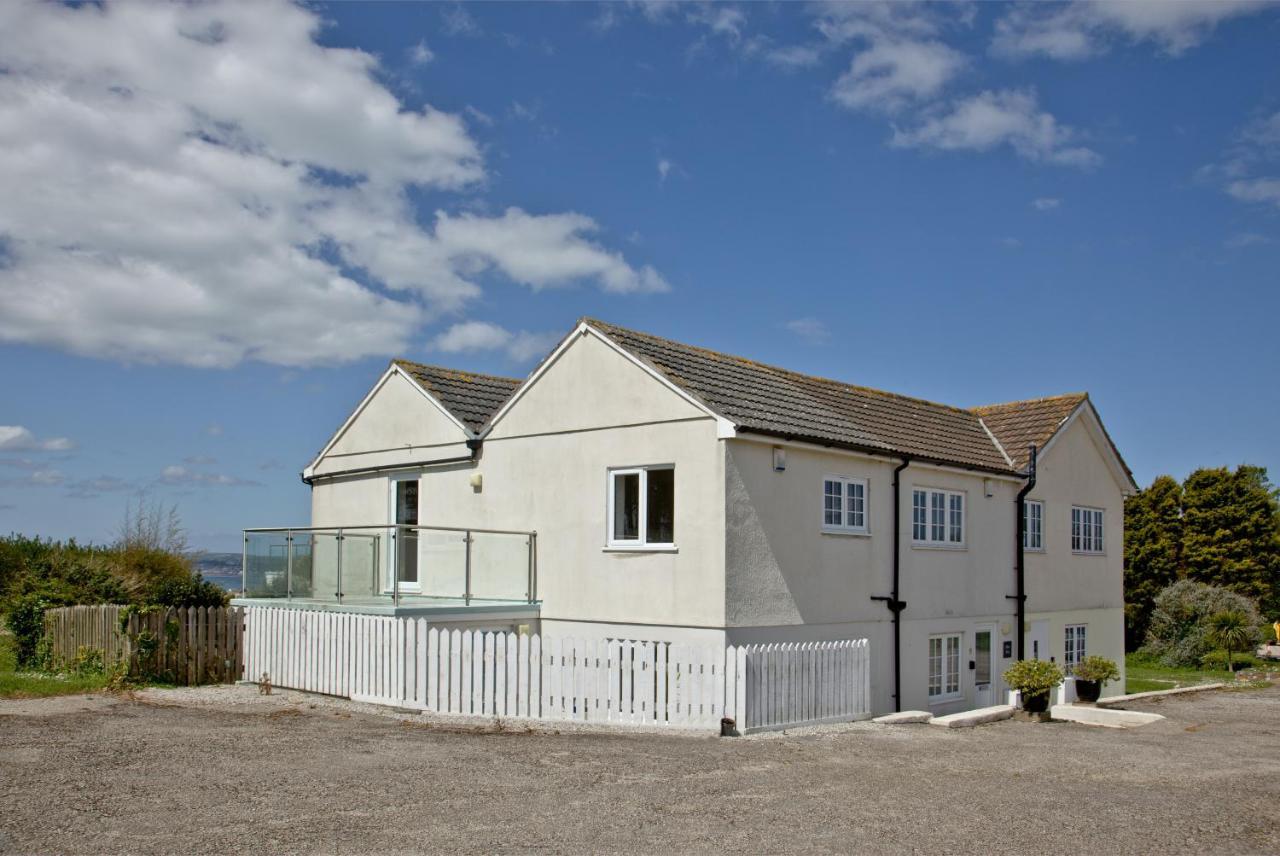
(724, 436, 1023, 713)
(1024, 412, 1129, 696)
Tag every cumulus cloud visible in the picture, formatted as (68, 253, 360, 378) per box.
(0, 426, 74, 452)
(0, 1, 661, 369)
(991, 0, 1270, 60)
(409, 40, 435, 65)
(1202, 111, 1280, 210)
(785, 318, 830, 345)
(430, 321, 560, 364)
(891, 89, 1101, 168)
(763, 44, 823, 70)
(1032, 197, 1062, 210)
(831, 38, 966, 113)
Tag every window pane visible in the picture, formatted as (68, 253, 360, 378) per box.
(913, 491, 927, 540)
(946, 636, 960, 693)
(847, 481, 864, 529)
(931, 492, 945, 542)
(975, 631, 991, 684)
(613, 473, 639, 541)
(824, 480, 842, 526)
(646, 468, 675, 544)
(949, 494, 963, 543)
(1071, 507, 1081, 551)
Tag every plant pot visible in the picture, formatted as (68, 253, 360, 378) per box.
(1022, 691, 1050, 714)
(1074, 679, 1101, 704)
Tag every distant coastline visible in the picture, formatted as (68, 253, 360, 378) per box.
(194, 552, 241, 592)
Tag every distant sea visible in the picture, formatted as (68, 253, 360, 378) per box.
(194, 552, 242, 592)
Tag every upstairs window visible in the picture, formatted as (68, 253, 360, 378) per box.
(1024, 500, 1044, 551)
(1071, 506, 1104, 554)
(608, 466, 675, 547)
(823, 476, 868, 533)
(912, 488, 965, 546)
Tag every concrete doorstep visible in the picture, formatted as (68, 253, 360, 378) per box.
(928, 705, 1015, 728)
(1051, 705, 1164, 728)
(871, 710, 932, 724)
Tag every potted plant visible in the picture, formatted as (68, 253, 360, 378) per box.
(1071, 655, 1120, 703)
(1003, 659, 1063, 714)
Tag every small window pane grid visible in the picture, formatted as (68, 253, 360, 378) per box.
(823, 477, 867, 533)
(609, 466, 675, 547)
(1064, 624, 1087, 673)
(928, 634, 962, 699)
(1023, 500, 1044, 550)
(913, 489, 964, 546)
(1071, 506, 1104, 553)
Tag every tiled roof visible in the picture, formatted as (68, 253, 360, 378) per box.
(393, 360, 521, 433)
(970, 394, 1087, 471)
(584, 319, 1018, 474)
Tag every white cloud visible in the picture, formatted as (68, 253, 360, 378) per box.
(0, 1, 661, 369)
(891, 89, 1101, 168)
(409, 40, 435, 65)
(785, 318, 830, 345)
(763, 44, 823, 70)
(831, 39, 966, 113)
(1203, 111, 1280, 210)
(441, 4, 481, 37)
(0, 425, 74, 452)
(159, 464, 260, 488)
(0, 468, 65, 488)
(992, 0, 1270, 60)
(430, 321, 559, 364)
(1032, 197, 1062, 210)
(657, 158, 672, 182)
(205, 423, 224, 437)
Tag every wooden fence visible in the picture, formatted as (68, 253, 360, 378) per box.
(44, 605, 245, 686)
(243, 606, 871, 732)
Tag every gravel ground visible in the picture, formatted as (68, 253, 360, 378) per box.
(2, 683, 1278, 855)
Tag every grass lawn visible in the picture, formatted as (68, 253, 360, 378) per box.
(1125, 652, 1235, 694)
(0, 633, 111, 699)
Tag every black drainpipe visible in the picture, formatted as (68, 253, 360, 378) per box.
(872, 457, 910, 712)
(1009, 445, 1037, 661)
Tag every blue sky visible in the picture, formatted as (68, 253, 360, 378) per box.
(2, 1, 1278, 552)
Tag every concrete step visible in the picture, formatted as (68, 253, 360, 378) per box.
(1051, 704, 1164, 728)
(872, 710, 932, 724)
(928, 704, 1014, 728)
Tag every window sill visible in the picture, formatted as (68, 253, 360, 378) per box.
(1025, 547, 1045, 554)
(911, 542, 967, 552)
(1071, 551, 1106, 557)
(821, 528, 871, 538)
(602, 544, 679, 554)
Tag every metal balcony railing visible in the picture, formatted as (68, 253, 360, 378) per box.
(240, 525, 537, 606)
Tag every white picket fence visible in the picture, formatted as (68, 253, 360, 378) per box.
(242, 607, 870, 733)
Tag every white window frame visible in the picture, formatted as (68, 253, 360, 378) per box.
(606, 465, 676, 550)
(1024, 499, 1044, 552)
(928, 633, 963, 702)
(822, 475, 869, 535)
(911, 487, 965, 547)
(1064, 624, 1087, 672)
(1071, 505, 1105, 554)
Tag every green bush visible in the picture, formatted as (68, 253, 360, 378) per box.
(1003, 659, 1064, 697)
(1199, 650, 1261, 672)
(1142, 580, 1264, 667)
(1072, 655, 1121, 685)
(147, 574, 229, 609)
(6, 592, 50, 669)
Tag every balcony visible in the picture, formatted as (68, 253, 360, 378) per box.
(233, 525, 538, 617)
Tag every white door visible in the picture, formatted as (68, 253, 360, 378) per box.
(389, 475, 420, 593)
(973, 624, 996, 707)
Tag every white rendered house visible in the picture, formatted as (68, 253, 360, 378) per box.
(238, 318, 1135, 715)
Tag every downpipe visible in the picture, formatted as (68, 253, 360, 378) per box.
(872, 457, 910, 712)
(1009, 445, 1037, 661)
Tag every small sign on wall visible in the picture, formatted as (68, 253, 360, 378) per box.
(1003, 641, 1013, 659)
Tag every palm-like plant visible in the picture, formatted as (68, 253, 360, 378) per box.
(1208, 609, 1254, 673)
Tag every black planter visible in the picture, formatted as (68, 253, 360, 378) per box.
(1022, 691, 1050, 714)
(1075, 679, 1101, 703)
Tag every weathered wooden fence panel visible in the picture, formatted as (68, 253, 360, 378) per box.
(43, 605, 244, 686)
(242, 607, 871, 732)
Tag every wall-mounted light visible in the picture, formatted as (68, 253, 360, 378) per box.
(469, 472, 483, 491)
(984, 478, 995, 498)
(772, 446, 786, 472)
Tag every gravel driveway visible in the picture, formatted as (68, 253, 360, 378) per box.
(2, 684, 1278, 854)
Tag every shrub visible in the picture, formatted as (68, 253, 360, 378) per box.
(1199, 650, 1261, 672)
(1072, 655, 1121, 685)
(1142, 580, 1264, 668)
(6, 592, 50, 669)
(147, 574, 229, 609)
(1003, 659, 1064, 698)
